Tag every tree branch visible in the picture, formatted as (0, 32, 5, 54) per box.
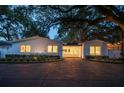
(49, 5, 84, 13)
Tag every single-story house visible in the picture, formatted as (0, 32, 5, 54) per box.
(0, 36, 121, 59)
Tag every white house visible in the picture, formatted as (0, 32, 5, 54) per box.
(0, 36, 121, 59)
(62, 40, 108, 58)
(0, 36, 62, 58)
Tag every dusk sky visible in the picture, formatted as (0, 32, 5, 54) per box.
(48, 26, 58, 39)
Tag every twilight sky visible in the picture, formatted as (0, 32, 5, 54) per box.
(48, 26, 58, 39)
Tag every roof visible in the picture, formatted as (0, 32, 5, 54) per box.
(10, 36, 41, 43)
(0, 41, 12, 46)
(63, 43, 82, 46)
(84, 39, 107, 44)
(9, 36, 60, 44)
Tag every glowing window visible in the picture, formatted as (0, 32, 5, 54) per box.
(48, 45, 58, 53)
(48, 46, 53, 53)
(90, 46, 101, 56)
(64, 49, 67, 52)
(90, 46, 95, 55)
(26, 45, 31, 52)
(20, 45, 31, 52)
(53, 46, 58, 53)
(95, 46, 101, 55)
(20, 45, 25, 52)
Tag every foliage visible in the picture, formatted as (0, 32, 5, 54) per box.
(85, 56, 109, 60)
(0, 54, 61, 63)
(0, 5, 123, 42)
(86, 55, 124, 64)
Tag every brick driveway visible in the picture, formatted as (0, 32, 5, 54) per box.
(0, 58, 124, 87)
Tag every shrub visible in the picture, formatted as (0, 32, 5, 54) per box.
(4, 54, 61, 63)
(85, 56, 109, 60)
(0, 58, 6, 62)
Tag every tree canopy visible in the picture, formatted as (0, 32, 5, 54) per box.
(0, 5, 123, 43)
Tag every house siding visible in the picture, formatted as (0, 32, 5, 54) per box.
(0, 37, 121, 59)
(0, 47, 8, 58)
(84, 40, 108, 57)
(1, 37, 62, 58)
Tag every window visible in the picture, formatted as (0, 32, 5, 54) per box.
(48, 45, 58, 53)
(65, 49, 67, 52)
(53, 46, 58, 53)
(26, 45, 31, 52)
(20, 45, 25, 52)
(90, 46, 101, 56)
(90, 46, 95, 55)
(20, 45, 31, 52)
(48, 46, 52, 53)
(95, 46, 101, 55)
(68, 49, 70, 52)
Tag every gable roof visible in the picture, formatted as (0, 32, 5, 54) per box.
(10, 36, 41, 43)
(9, 36, 60, 44)
(63, 43, 82, 46)
(84, 39, 107, 44)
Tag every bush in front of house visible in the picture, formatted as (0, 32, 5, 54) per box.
(0, 54, 61, 63)
(85, 56, 109, 60)
(6, 54, 60, 58)
(85, 55, 124, 64)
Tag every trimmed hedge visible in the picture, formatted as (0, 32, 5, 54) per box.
(85, 56, 109, 60)
(6, 54, 60, 59)
(85, 55, 124, 64)
(0, 54, 62, 63)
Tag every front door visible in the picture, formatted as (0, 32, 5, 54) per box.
(62, 46, 82, 57)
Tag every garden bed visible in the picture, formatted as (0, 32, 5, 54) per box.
(89, 59, 124, 64)
(0, 54, 62, 64)
(86, 56, 124, 64)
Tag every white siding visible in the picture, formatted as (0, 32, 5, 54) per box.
(108, 50, 121, 58)
(0, 46, 11, 58)
(1, 37, 62, 58)
(84, 40, 108, 57)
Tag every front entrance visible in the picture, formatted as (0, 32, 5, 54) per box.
(62, 46, 82, 58)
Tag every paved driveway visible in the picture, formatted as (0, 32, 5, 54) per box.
(0, 58, 124, 87)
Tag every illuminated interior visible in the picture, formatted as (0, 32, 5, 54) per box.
(20, 45, 25, 52)
(48, 45, 58, 53)
(53, 46, 58, 53)
(26, 45, 31, 52)
(95, 46, 101, 55)
(90, 46, 95, 55)
(20, 45, 31, 52)
(48, 46, 53, 53)
(62, 46, 82, 57)
(90, 46, 101, 56)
